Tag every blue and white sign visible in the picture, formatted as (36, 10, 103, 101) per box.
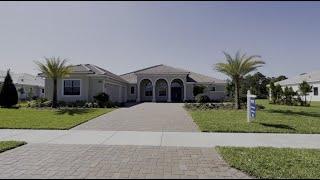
(247, 90, 257, 122)
(250, 98, 256, 118)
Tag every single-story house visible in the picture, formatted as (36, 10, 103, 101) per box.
(270, 70, 320, 101)
(43, 64, 227, 103)
(0, 70, 45, 100)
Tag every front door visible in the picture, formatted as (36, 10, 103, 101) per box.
(171, 87, 182, 102)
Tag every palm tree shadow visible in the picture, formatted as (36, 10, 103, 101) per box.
(55, 108, 92, 116)
(257, 122, 296, 131)
(267, 109, 320, 118)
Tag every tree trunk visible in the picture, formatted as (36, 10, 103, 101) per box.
(234, 78, 240, 109)
(52, 78, 58, 108)
(305, 95, 307, 107)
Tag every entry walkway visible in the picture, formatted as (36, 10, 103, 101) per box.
(1, 129, 320, 148)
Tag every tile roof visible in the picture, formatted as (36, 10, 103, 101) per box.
(69, 64, 128, 83)
(277, 70, 320, 86)
(0, 70, 44, 87)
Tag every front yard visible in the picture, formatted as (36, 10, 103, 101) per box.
(188, 100, 320, 133)
(0, 108, 113, 130)
(0, 141, 26, 153)
(217, 146, 320, 179)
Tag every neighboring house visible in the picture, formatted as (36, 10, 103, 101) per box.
(42, 64, 227, 103)
(0, 70, 45, 100)
(270, 70, 320, 102)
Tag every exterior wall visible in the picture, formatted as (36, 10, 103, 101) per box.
(45, 75, 128, 103)
(88, 78, 104, 101)
(280, 82, 320, 102)
(126, 84, 137, 102)
(185, 83, 194, 101)
(203, 83, 226, 101)
(45, 75, 90, 102)
(44, 73, 227, 103)
(103, 78, 127, 103)
(185, 83, 226, 101)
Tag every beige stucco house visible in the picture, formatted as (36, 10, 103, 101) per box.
(43, 64, 227, 103)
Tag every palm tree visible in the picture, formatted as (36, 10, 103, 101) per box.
(215, 51, 265, 109)
(35, 57, 72, 108)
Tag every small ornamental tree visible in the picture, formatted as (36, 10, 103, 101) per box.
(0, 70, 18, 108)
(299, 81, 312, 106)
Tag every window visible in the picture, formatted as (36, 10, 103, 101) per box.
(41, 89, 44, 93)
(145, 82, 152, 96)
(131, 86, 135, 94)
(63, 80, 80, 95)
(211, 86, 216, 91)
(314, 87, 319, 96)
(158, 82, 167, 96)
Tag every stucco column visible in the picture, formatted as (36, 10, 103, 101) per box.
(167, 82, 171, 102)
(152, 82, 156, 102)
(183, 84, 187, 101)
(136, 82, 140, 102)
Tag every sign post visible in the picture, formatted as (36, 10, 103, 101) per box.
(247, 90, 257, 123)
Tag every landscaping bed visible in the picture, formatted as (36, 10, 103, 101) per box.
(217, 146, 320, 179)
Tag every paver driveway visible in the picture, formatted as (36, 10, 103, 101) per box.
(0, 144, 250, 179)
(73, 103, 199, 132)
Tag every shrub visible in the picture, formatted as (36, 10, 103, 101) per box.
(184, 102, 234, 110)
(0, 70, 18, 108)
(193, 85, 205, 96)
(94, 93, 110, 108)
(73, 100, 87, 107)
(195, 94, 210, 103)
(27, 98, 52, 108)
(58, 101, 67, 107)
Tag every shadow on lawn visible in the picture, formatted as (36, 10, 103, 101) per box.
(258, 122, 296, 131)
(55, 108, 93, 116)
(267, 109, 320, 118)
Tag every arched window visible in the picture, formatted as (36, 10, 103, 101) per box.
(145, 82, 152, 96)
(158, 81, 167, 96)
(171, 82, 182, 88)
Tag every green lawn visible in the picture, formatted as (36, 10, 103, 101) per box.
(0, 141, 26, 153)
(217, 146, 320, 179)
(0, 108, 113, 129)
(188, 100, 320, 133)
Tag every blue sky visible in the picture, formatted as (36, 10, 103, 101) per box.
(0, 1, 319, 80)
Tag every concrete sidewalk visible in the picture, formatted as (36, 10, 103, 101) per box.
(1, 129, 320, 148)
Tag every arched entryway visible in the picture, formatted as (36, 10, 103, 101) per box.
(171, 79, 184, 102)
(155, 79, 168, 102)
(140, 79, 153, 102)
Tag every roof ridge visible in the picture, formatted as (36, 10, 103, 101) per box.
(120, 64, 163, 76)
(81, 64, 92, 72)
(88, 64, 106, 74)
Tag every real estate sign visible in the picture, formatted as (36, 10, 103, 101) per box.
(247, 90, 257, 122)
